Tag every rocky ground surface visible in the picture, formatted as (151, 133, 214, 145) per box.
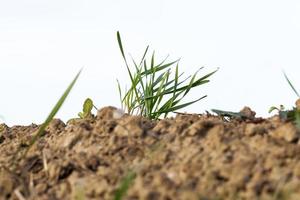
(1, 106, 300, 200)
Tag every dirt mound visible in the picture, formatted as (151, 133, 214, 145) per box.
(1, 107, 300, 200)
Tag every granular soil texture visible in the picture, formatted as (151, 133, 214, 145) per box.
(1, 106, 300, 200)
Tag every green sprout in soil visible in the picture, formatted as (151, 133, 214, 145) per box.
(78, 98, 97, 119)
(116, 31, 217, 119)
(114, 171, 136, 200)
(269, 72, 300, 129)
(13, 69, 82, 164)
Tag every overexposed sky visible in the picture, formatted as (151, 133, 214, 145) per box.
(1, 0, 300, 125)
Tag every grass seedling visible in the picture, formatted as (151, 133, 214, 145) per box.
(12, 69, 82, 165)
(78, 98, 97, 119)
(114, 171, 136, 200)
(269, 72, 300, 129)
(117, 31, 217, 119)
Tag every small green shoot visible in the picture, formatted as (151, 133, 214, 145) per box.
(284, 72, 300, 98)
(78, 98, 96, 119)
(114, 171, 136, 200)
(117, 31, 217, 119)
(270, 72, 300, 130)
(12, 69, 82, 164)
(268, 105, 285, 114)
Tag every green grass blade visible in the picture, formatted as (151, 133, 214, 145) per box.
(295, 110, 300, 130)
(139, 46, 149, 67)
(23, 69, 82, 157)
(155, 95, 207, 114)
(268, 106, 279, 113)
(117, 31, 126, 62)
(284, 72, 300, 98)
(174, 69, 218, 94)
(114, 171, 136, 200)
(141, 59, 179, 76)
(117, 32, 142, 110)
(117, 79, 123, 110)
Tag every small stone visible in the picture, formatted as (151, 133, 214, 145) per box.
(240, 106, 256, 119)
(97, 106, 124, 120)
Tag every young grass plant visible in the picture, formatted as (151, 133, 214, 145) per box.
(117, 31, 217, 119)
(269, 72, 300, 130)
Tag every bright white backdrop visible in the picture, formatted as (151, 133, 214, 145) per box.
(1, 0, 300, 125)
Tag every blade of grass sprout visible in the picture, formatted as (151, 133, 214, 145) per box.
(139, 46, 149, 67)
(295, 111, 300, 130)
(157, 92, 182, 117)
(268, 106, 279, 113)
(162, 65, 180, 116)
(172, 63, 179, 101)
(117, 32, 142, 108)
(170, 69, 218, 95)
(183, 69, 199, 97)
(114, 171, 136, 200)
(149, 69, 216, 98)
(156, 88, 189, 116)
(141, 59, 179, 76)
(20, 69, 82, 160)
(147, 52, 156, 112)
(149, 76, 168, 117)
(154, 95, 207, 115)
(154, 55, 169, 68)
(117, 31, 127, 64)
(145, 74, 206, 100)
(150, 51, 155, 74)
(153, 69, 171, 115)
(284, 72, 300, 98)
(152, 72, 187, 94)
(117, 79, 123, 110)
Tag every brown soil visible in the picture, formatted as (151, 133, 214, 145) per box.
(1, 106, 300, 200)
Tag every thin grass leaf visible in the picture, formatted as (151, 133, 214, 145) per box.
(117, 31, 126, 62)
(154, 96, 207, 115)
(284, 72, 300, 98)
(114, 171, 136, 200)
(141, 59, 179, 76)
(295, 111, 300, 130)
(268, 106, 279, 113)
(117, 79, 123, 110)
(22, 69, 82, 159)
(117, 32, 142, 108)
(170, 69, 218, 95)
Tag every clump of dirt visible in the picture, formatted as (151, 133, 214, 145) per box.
(1, 106, 300, 200)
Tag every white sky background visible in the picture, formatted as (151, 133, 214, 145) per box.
(1, 0, 300, 125)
